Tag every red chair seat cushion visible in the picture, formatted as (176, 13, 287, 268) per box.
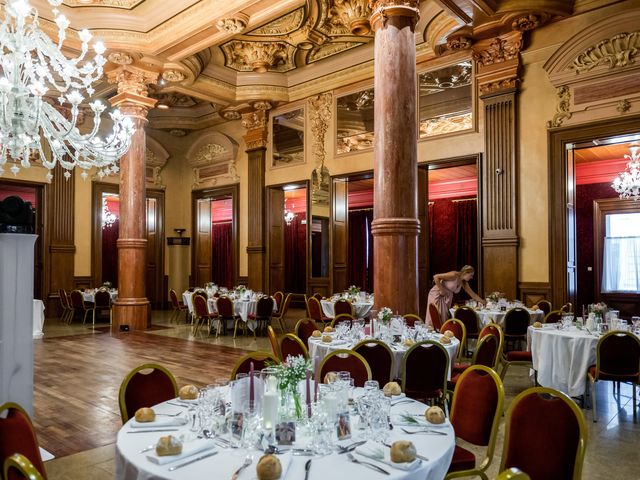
(448, 444, 476, 472)
(506, 351, 532, 362)
(452, 362, 470, 374)
(588, 364, 640, 382)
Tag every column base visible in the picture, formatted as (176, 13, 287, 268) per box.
(112, 298, 151, 331)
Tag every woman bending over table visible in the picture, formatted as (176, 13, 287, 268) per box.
(426, 265, 485, 328)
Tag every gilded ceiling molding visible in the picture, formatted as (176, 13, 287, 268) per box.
(250, 8, 305, 36)
(169, 129, 188, 137)
(569, 31, 640, 74)
(308, 42, 362, 62)
(252, 100, 273, 110)
(217, 14, 250, 34)
(510, 12, 551, 32)
(162, 69, 186, 83)
(242, 109, 269, 150)
(329, 0, 372, 36)
(223, 41, 293, 73)
(64, 0, 143, 8)
(106, 65, 158, 97)
(221, 109, 242, 120)
(107, 51, 134, 65)
(546, 85, 572, 128)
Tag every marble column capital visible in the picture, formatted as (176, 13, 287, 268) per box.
(369, 0, 419, 30)
(242, 109, 269, 151)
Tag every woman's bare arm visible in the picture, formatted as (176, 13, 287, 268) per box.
(462, 281, 485, 304)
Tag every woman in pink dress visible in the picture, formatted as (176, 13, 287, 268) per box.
(426, 265, 484, 328)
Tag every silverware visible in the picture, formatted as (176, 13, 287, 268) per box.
(231, 455, 253, 480)
(382, 441, 429, 461)
(400, 427, 447, 436)
(138, 444, 155, 454)
(127, 428, 179, 434)
(166, 401, 188, 408)
(337, 440, 367, 454)
(155, 412, 184, 417)
(346, 452, 389, 475)
(304, 459, 312, 480)
(391, 399, 414, 406)
(167, 450, 218, 471)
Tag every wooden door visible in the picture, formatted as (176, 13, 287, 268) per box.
(417, 168, 429, 316)
(332, 178, 348, 293)
(194, 198, 212, 286)
(145, 192, 164, 308)
(566, 145, 577, 307)
(267, 188, 285, 294)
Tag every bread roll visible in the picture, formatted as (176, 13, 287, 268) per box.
(179, 384, 199, 400)
(134, 407, 155, 423)
(533, 321, 542, 328)
(256, 454, 282, 480)
(324, 371, 338, 383)
(382, 381, 401, 397)
(311, 330, 322, 337)
(403, 338, 415, 347)
(390, 440, 417, 463)
(425, 406, 446, 424)
(324, 326, 334, 333)
(155, 435, 183, 456)
(444, 330, 455, 338)
(439, 335, 451, 344)
(531, 305, 540, 311)
(322, 335, 333, 343)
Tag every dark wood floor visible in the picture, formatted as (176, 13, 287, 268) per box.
(33, 327, 250, 457)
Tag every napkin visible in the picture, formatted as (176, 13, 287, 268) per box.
(130, 416, 188, 428)
(391, 413, 450, 428)
(146, 439, 216, 465)
(355, 444, 421, 471)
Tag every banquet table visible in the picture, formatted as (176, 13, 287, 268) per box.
(308, 334, 460, 380)
(83, 289, 118, 303)
(115, 391, 455, 480)
(450, 307, 544, 328)
(527, 324, 598, 397)
(321, 299, 374, 319)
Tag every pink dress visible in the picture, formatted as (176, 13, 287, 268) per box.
(426, 278, 462, 327)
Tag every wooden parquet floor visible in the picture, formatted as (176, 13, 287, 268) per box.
(33, 328, 251, 457)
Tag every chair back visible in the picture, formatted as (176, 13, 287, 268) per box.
(536, 300, 552, 317)
(193, 294, 209, 317)
(544, 310, 562, 324)
(453, 306, 480, 337)
(403, 314, 422, 327)
(267, 326, 281, 360)
(313, 293, 323, 301)
(319, 350, 372, 387)
(217, 296, 235, 318)
(560, 302, 573, 313)
(169, 289, 181, 309)
(94, 289, 111, 308)
(331, 313, 354, 328)
(451, 366, 504, 450)
(4, 453, 44, 480)
(501, 387, 587, 480)
(118, 364, 178, 423)
(273, 291, 284, 313)
(255, 297, 274, 317)
(70, 290, 84, 308)
(334, 299, 352, 316)
(0, 403, 47, 480)
(428, 302, 443, 331)
(472, 333, 500, 369)
(503, 308, 530, 337)
(479, 323, 504, 358)
(230, 352, 280, 379)
(401, 341, 449, 400)
(278, 293, 293, 317)
(353, 339, 394, 385)
(280, 334, 309, 360)
(294, 318, 319, 347)
(441, 319, 467, 357)
(58, 289, 69, 309)
(496, 468, 531, 480)
(594, 331, 640, 380)
(306, 297, 324, 323)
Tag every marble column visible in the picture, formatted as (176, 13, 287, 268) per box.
(107, 67, 158, 330)
(370, 1, 420, 315)
(242, 106, 270, 292)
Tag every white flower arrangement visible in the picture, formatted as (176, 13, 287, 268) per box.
(377, 307, 393, 324)
(487, 291, 503, 303)
(347, 285, 361, 296)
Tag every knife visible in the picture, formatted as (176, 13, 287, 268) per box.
(127, 428, 179, 434)
(168, 450, 218, 471)
(304, 459, 312, 480)
(338, 440, 367, 453)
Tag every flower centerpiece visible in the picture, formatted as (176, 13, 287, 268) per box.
(588, 302, 608, 321)
(102, 281, 112, 289)
(234, 285, 247, 297)
(487, 291, 503, 304)
(347, 285, 361, 298)
(206, 282, 217, 289)
(377, 307, 393, 325)
(269, 355, 312, 420)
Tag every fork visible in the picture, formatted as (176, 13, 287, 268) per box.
(401, 427, 447, 436)
(231, 455, 253, 480)
(346, 452, 389, 475)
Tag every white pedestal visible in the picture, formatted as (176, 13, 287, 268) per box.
(0, 233, 37, 416)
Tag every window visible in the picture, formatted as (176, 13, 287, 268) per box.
(601, 212, 640, 293)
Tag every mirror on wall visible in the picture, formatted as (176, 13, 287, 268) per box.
(272, 108, 305, 167)
(418, 60, 473, 138)
(336, 87, 374, 154)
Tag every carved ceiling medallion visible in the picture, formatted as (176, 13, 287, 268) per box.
(162, 69, 186, 83)
(221, 109, 242, 120)
(217, 15, 249, 34)
(107, 51, 133, 65)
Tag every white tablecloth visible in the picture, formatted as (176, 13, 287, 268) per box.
(309, 335, 460, 381)
(83, 290, 118, 303)
(182, 292, 275, 332)
(33, 299, 44, 339)
(527, 325, 598, 397)
(321, 300, 374, 319)
(115, 392, 455, 480)
(450, 307, 544, 327)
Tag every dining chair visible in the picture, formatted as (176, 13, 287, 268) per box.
(401, 340, 449, 406)
(402, 313, 423, 327)
(312, 293, 323, 301)
(280, 333, 309, 360)
(495, 468, 531, 480)
(330, 313, 354, 328)
(333, 298, 353, 317)
(560, 303, 573, 313)
(272, 293, 292, 333)
(169, 288, 189, 324)
(319, 349, 372, 387)
(448, 334, 500, 392)
(503, 308, 531, 351)
(353, 339, 394, 385)
(452, 306, 480, 356)
(230, 352, 280, 380)
(118, 364, 178, 423)
(58, 288, 73, 324)
(193, 293, 218, 336)
(499, 387, 587, 480)
(0, 402, 48, 480)
(587, 330, 640, 423)
(250, 296, 274, 336)
(441, 319, 467, 361)
(428, 302, 444, 331)
(216, 296, 237, 337)
(267, 325, 281, 360)
(69, 289, 95, 325)
(306, 296, 330, 326)
(273, 291, 284, 314)
(294, 318, 319, 348)
(543, 310, 562, 324)
(94, 289, 112, 325)
(536, 300, 552, 318)
(445, 365, 504, 480)
(4, 453, 45, 480)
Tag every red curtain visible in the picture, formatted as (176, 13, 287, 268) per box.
(212, 222, 233, 288)
(454, 199, 478, 292)
(285, 213, 306, 293)
(348, 209, 374, 292)
(102, 220, 119, 286)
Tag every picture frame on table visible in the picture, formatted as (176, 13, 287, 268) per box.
(231, 412, 244, 439)
(337, 412, 351, 440)
(275, 421, 296, 445)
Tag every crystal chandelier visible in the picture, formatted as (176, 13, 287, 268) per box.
(101, 197, 117, 228)
(0, 0, 135, 181)
(612, 145, 640, 201)
(284, 209, 296, 225)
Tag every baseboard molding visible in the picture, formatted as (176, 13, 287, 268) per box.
(518, 281, 552, 307)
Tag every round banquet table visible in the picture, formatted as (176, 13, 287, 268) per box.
(527, 325, 598, 397)
(321, 300, 374, 319)
(308, 334, 460, 380)
(115, 391, 455, 480)
(449, 307, 544, 328)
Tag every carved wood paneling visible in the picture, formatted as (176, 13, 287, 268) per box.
(331, 178, 348, 293)
(267, 187, 285, 294)
(247, 148, 266, 291)
(518, 282, 552, 308)
(194, 198, 212, 285)
(73, 276, 92, 289)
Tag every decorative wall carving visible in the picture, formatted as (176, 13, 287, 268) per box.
(479, 78, 518, 95)
(217, 15, 249, 34)
(546, 86, 572, 128)
(222, 109, 242, 120)
(473, 35, 523, 66)
(569, 32, 640, 74)
(223, 41, 293, 73)
(161, 69, 186, 83)
(308, 92, 332, 168)
(187, 131, 240, 189)
(107, 51, 134, 65)
(145, 137, 170, 188)
(617, 99, 631, 113)
(510, 13, 550, 32)
(193, 144, 228, 165)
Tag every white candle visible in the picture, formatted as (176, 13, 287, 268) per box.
(262, 392, 278, 429)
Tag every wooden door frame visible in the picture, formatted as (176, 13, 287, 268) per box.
(548, 114, 640, 309)
(191, 184, 239, 288)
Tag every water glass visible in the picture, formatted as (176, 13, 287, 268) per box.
(363, 380, 379, 392)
